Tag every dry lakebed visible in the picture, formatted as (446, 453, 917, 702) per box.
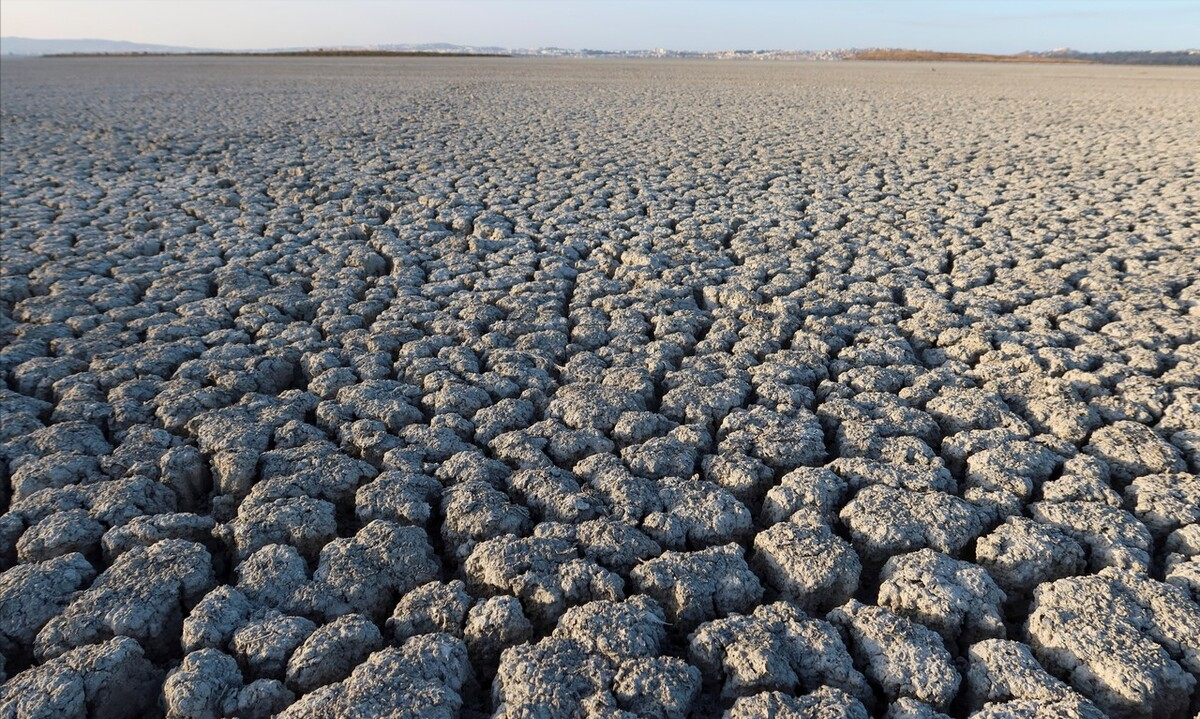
(0, 57, 1197, 718)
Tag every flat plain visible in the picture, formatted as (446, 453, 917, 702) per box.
(1, 57, 1198, 718)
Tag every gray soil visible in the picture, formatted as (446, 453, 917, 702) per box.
(1, 57, 1197, 718)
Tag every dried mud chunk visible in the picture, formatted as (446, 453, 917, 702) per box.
(1039, 473, 1121, 507)
(1164, 557, 1200, 603)
(552, 595, 667, 660)
(660, 378, 750, 426)
(1163, 526, 1200, 601)
(1084, 420, 1186, 486)
(575, 517, 662, 573)
(102, 424, 176, 480)
(1026, 395, 1100, 444)
(223, 496, 338, 561)
(939, 429, 1025, 477)
(828, 599, 960, 710)
(1026, 569, 1199, 719)
(818, 394, 942, 452)
(235, 679, 294, 719)
(488, 429, 553, 469)
(387, 580, 472, 641)
(436, 450, 511, 487)
(8, 474, 176, 529)
(1123, 472, 1200, 540)
(612, 410, 677, 445)
(760, 467, 848, 526)
(717, 406, 825, 470)
(473, 397, 535, 445)
(688, 601, 870, 702)
(278, 633, 471, 719)
(163, 648, 242, 719)
(16, 509, 105, 563)
(250, 441, 375, 509)
(493, 596, 693, 719)
(575, 452, 660, 521)
(964, 639, 1102, 715)
(878, 549, 1006, 651)
(612, 657, 700, 719)
(335, 380, 423, 432)
(399, 423, 475, 462)
(235, 544, 310, 614)
(9, 453, 102, 503)
(926, 388, 1030, 436)
(623, 433, 700, 480)
(0, 636, 160, 719)
(974, 517, 1086, 595)
(311, 520, 439, 621)
(726, 687, 869, 719)
(644, 478, 753, 550)
(886, 697, 952, 719)
(1028, 501, 1152, 572)
(967, 697, 1107, 719)
(464, 534, 623, 624)
(506, 467, 605, 523)
(0, 552, 96, 656)
(701, 451, 774, 503)
(35, 539, 214, 661)
(526, 418, 617, 467)
(25, 420, 113, 461)
(338, 419, 401, 464)
(1168, 429, 1200, 471)
(492, 636, 617, 718)
(839, 485, 984, 561)
(183, 585, 256, 653)
(230, 614, 317, 680)
(751, 515, 861, 613)
(549, 382, 645, 432)
(465, 595, 533, 667)
(440, 479, 532, 563)
(964, 441, 1058, 501)
(309, 366, 356, 400)
(829, 457, 956, 494)
(630, 543, 762, 630)
(354, 470, 441, 526)
(99, 512, 214, 563)
(286, 613, 382, 695)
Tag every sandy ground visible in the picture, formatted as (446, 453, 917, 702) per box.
(1, 57, 1198, 718)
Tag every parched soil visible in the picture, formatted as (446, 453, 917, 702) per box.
(1, 57, 1198, 718)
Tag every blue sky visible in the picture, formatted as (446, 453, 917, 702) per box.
(2, 0, 1197, 53)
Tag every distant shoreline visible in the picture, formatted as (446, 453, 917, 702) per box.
(848, 50, 1088, 64)
(847, 49, 1199, 66)
(42, 50, 511, 58)
(19, 48, 1196, 66)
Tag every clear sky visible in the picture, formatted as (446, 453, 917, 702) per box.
(2, 0, 1198, 53)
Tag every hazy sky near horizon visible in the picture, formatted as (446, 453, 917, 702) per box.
(3, 0, 1198, 53)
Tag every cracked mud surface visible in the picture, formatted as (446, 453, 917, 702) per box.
(1, 57, 1198, 718)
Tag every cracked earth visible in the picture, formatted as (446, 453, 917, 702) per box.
(0, 57, 1198, 718)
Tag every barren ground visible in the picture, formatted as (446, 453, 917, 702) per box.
(1, 57, 1198, 719)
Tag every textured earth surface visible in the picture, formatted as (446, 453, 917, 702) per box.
(1, 57, 1198, 718)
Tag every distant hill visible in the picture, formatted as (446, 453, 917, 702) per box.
(46, 50, 510, 59)
(0, 37, 204, 56)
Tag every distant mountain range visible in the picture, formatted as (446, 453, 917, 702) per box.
(3, 37, 1197, 65)
(0, 37, 205, 55)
